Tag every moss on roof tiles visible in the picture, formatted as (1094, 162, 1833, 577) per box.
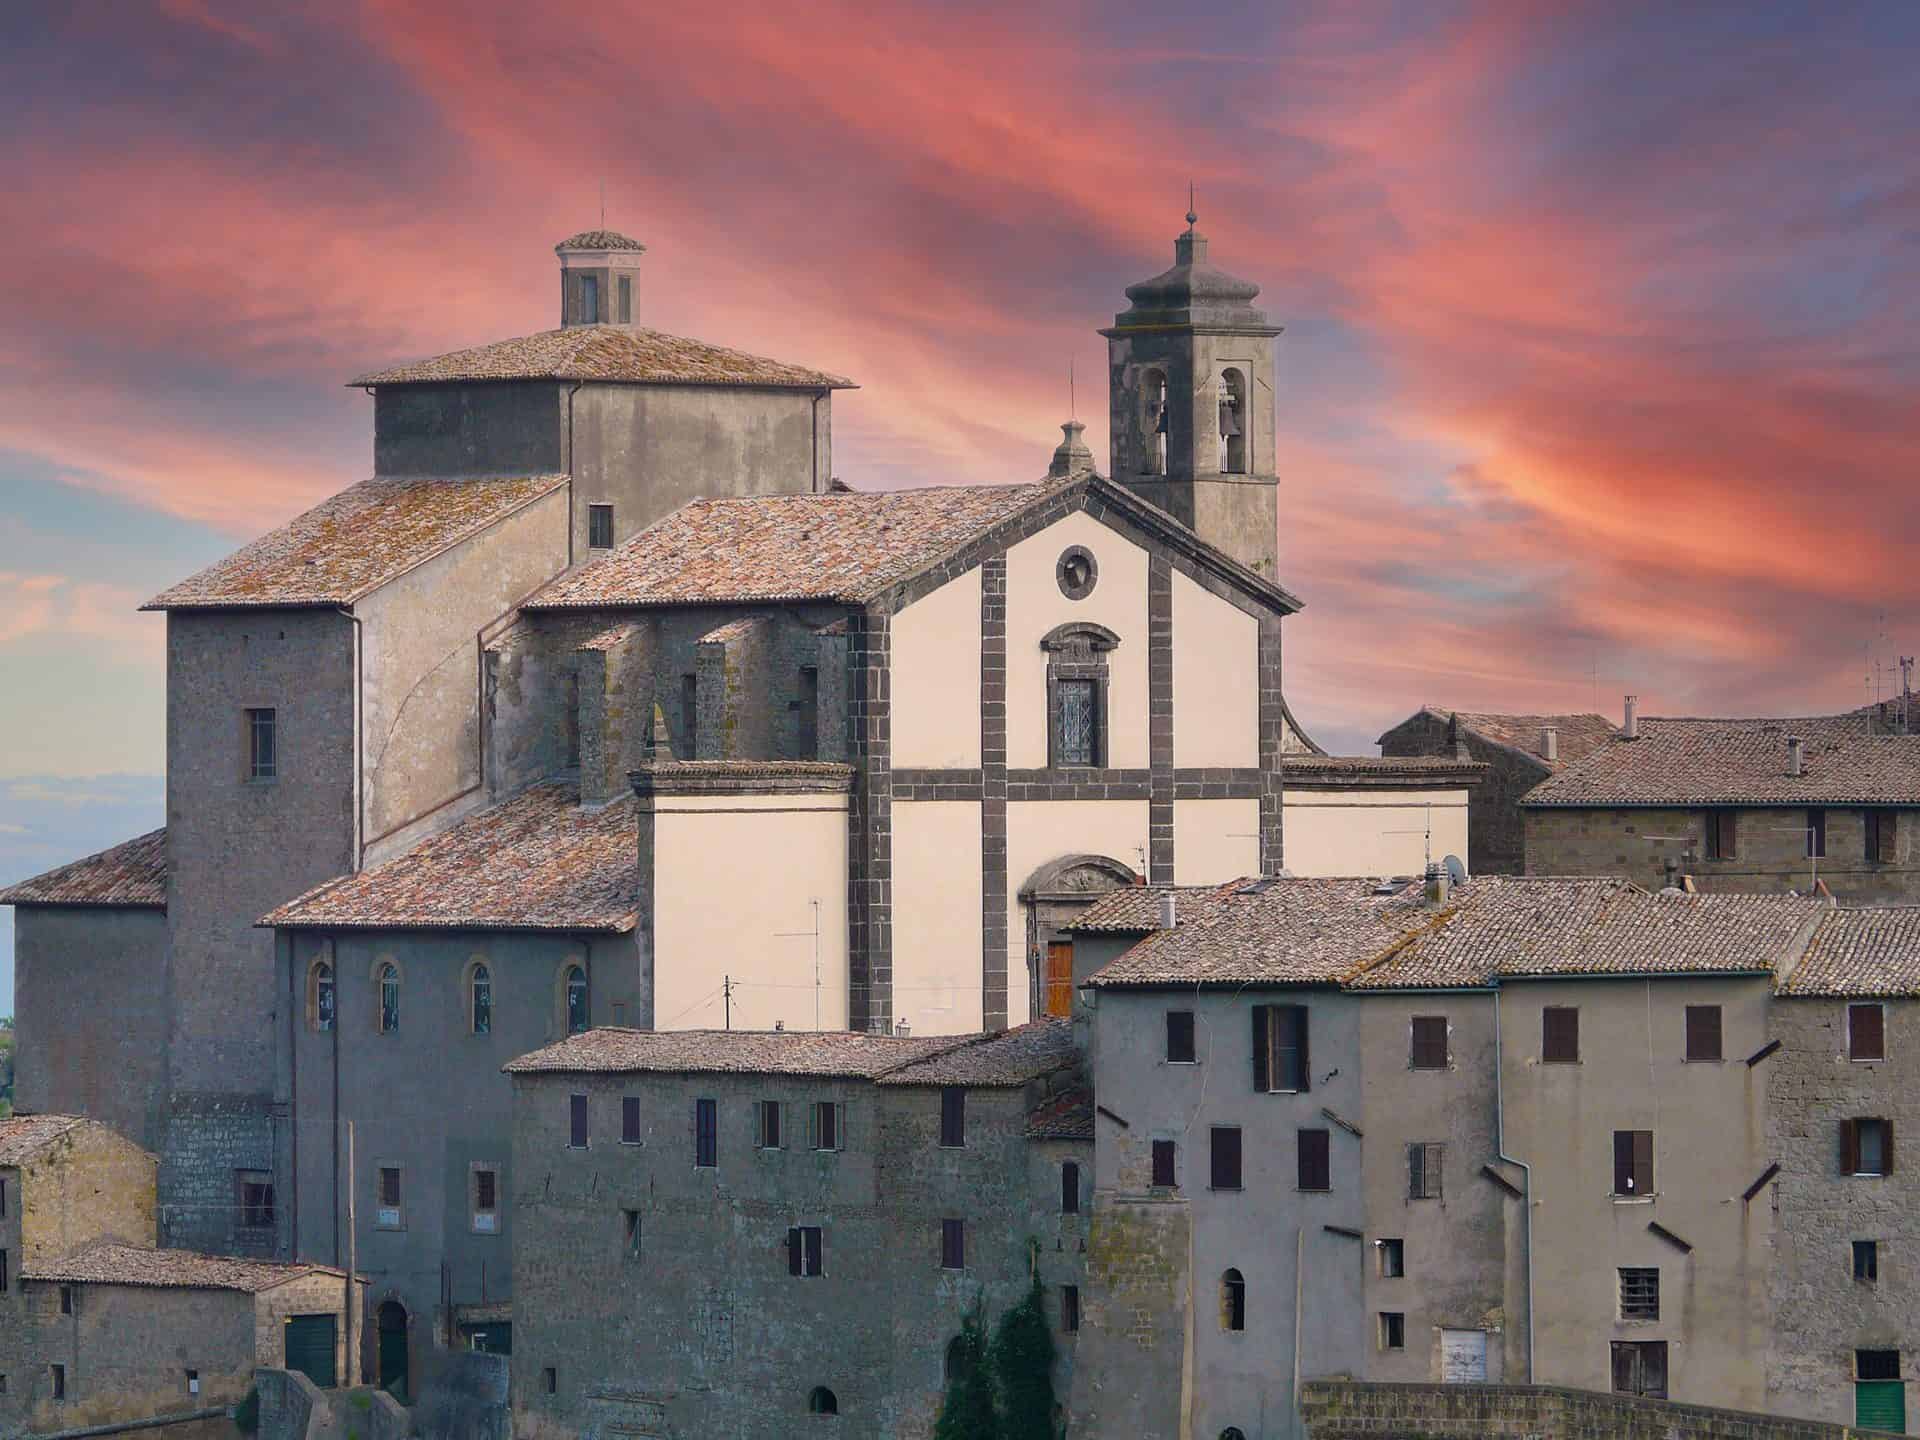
(352, 326, 852, 389)
(0, 830, 167, 908)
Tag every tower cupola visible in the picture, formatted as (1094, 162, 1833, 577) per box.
(556, 229, 646, 329)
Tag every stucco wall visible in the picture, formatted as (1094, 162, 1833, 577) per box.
(1172, 798, 1260, 884)
(14, 906, 170, 1151)
(1497, 975, 1773, 1410)
(1282, 789, 1471, 878)
(1005, 511, 1150, 770)
(890, 800, 985, 1035)
(651, 793, 849, 1032)
(1170, 569, 1257, 768)
(890, 565, 982, 769)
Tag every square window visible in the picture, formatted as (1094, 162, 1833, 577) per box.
(941, 1218, 965, 1271)
(1210, 1127, 1243, 1191)
(940, 1088, 966, 1148)
(622, 1097, 641, 1145)
(1410, 1016, 1449, 1069)
(245, 708, 277, 781)
(757, 1100, 783, 1150)
(1297, 1128, 1331, 1192)
(1619, 1267, 1660, 1321)
(1379, 1312, 1405, 1351)
(1378, 1238, 1405, 1278)
(1850, 1004, 1886, 1061)
(1166, 1010, 1197, 1064)
(1613, 1131, 1654, 1196)
(568, 1094, 589, 1150)
(1408, 1143, 1444, 1200)
(1150, 1139, 1177, 1189)
(587, 504, 614, 549)
(695, 1098, 718, 1169)
(1541, 1006, 1579, 1063)
(1684, 1005, 1723, 1063)
(1854, 1240, 1879, 1283)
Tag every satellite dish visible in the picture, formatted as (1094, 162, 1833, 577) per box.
(1443, 855, 1468, 887)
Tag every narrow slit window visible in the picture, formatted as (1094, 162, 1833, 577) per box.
(565, 965, 589, 1035)
(1061, 1161, 1080, 1215)
(470, 964, 492, 1036)
(246, 707, 277, 780)
(1062, 1284, 1080, 1333)
(623, 1209, 642, 1259)
(377, 962, 399, 1034)
(622, 1096, 641, 1145)
(587, 504, 614, 550)
(568, 1094, 588, 1150)
(695, 1098, 718, 1169)
(941, 1218, 965, 1270)
(1221, 1268, 1245, 1332)
(939, 1088, 966, 1148)
(1808, 807, 1828, 858)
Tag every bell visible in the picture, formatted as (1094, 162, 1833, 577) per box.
(1219, 401, 1241, 439)
(1153, 405, 1168, 435)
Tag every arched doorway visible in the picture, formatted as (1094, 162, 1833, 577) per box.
(1018, 854, 1140, 1017)
(376, 1300, 409, 1400)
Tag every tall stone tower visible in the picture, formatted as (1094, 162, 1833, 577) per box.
(555, 229, 647, 327)
(1102, 208, 1282, 579)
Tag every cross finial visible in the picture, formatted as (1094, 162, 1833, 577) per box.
(1186, 182, 1197, 230)
(1069, 357, 1076, 419)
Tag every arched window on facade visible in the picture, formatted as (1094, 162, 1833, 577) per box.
(470, 962, 492, 1036)
(1221, 1430, 1248, 1440)
(808, 1386, 838, 1415)
(310, 961, 335, 1033)
(1143, 369, 1169, 476)
(565, 964, 589, 1035)
(377, 962, 400, 1034)
(1221, 1268, 1246, 1332)
(1218, 368, 1247, 474)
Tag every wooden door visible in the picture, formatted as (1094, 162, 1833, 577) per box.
(1044, 942, 1074, 1018)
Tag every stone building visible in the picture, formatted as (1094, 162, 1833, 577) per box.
(1060, 874, 1878, 1438)
(502, 1022, 1087, 1440)
(1378, 708, 1615, 875)
(1522, 712, 1920, 902)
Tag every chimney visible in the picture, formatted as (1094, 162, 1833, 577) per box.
(1158, 891, 1178, 930)
(1540, 726, 1558, 763)
(1788, 735, 1804, 777)
(1623, 694, 1639, 740)
(1424, 862, 1450, 907)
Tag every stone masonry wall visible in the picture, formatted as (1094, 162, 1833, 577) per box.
(1379, 714, 1547, 877)
(1299, 1379, 1854, 1440)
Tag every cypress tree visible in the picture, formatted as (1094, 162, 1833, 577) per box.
(989, 1274, 1056, 1440)
(935, 1294, 1000, 1440)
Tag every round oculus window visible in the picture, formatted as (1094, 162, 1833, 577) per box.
(1056, 545, 1098, 600)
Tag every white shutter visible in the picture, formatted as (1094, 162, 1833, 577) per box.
(1440, 1329, 1488, 1383)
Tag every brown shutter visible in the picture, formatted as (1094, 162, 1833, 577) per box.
(1853, 1005, 1886, 1061)
(1295, 1006, 1312, 1093)
(1614, 1132, 1634, 1194)
(1634, 1131, 1654, 1193)
(1685, 1006, 1722, 1062)
(1408, 1143, 1424, 1199)
(1885, 1120, 1895, 1175)
(1252, 1006, 1271, 1093)
(788, 1227, 803, 1276)
(1841, 1118, 1860, 1176)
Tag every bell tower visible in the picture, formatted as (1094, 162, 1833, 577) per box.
(1102, 205, 1282, 579)
(555, 229, 646, 329)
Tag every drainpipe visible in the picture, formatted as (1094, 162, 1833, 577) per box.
(564, 381, 585, 566)
(1493, 985, 1535, 1382)
(811, 389, 824, 493)
(336, 609, 365, 869)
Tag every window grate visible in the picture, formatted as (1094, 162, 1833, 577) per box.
(1619, 1267, 1660, 1320)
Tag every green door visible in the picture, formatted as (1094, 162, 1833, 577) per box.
(1857, 1380, 1907, 1432)
(377, 1302, 409, 1400)
(284, 1314, 337, 1390)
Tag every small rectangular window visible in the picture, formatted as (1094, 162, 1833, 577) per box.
(1859, 1349, 1902, 1381)
(622, 1096, 641, 1145)
(1854, 1240, 1879, 1283)
(1297, 1128, 1331, 1192)
(378, 1166, 400, 1206)
(568, 1094, 589, 1150)
(186, 1370, 199, 1396)
(616, 276, 632, 325)
(1619, 1267, 1660, 1320)
(1379, 1312, 1405, 1350)
(1409, 1142, 1444, 1200)
(809, 1100, 842, 1152)
(246, 707, 277, 780)
(1704, 809, 1736, 860)
(59, 1285, 72, 1316)
(0, 1250, 7, 1291)
(1843, 1117, 1894, 1177)
(1850, 1004, 1887, 1061)
(787, 1225, 824, 1278)
(587, 504, 614, 550)
(472, 1169, 498, 1233)
(1061, 1161, 1080, 1215)
(1542, 1006, 1579, 1062)
(1210, 1126, 1243, 1191)
(1808, 807, 1828, 859)
(795, 667, 820, 759)
(680, 674, 699, 758)
(757, 1100, 783, 1150)
(1054, 678, 1098, 767)
(940, 1088, 966, 1148)
(1150, 1139, 1177, 1189)
(235, 1170, 275, 1230)
(1867, 809, 1898, 863)
(1684, 1005, 1723, 1063)
(376, 1166, 402, 1229)
(541, 1366, 557, 1395)
(1410, 1016, 1449, 1069)
(1165, 1010, 1197, 1063)
(579, 274, 599, 324)
(1613, 1130, 1655, 1196)
(1253, 1004, 1310, 1093)
(1062, 1285, 1080, 1333)
(1612, 1340, 1668, 1399)
(51, 1364, 65, 1402)
(941, 1218, 965, 1270)
(623, 1209, 642, 1259)
(695, 1098, 718, 1169)
(1378, 1238, 1405, 1278)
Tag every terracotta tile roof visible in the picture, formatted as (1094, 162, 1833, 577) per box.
(1026, 1085, 1094, 1141)
(526, 480, 1068, 609)
(876, 1020, 1077, 1087)
(1386, 709, 1616, 770)
(144, 475, 568, 610)
(1522, 715, 1920, 807)
(351, 326, 853, 390)
(0, 830, 167, 909)
(575, 620, 640, 653)
(1779, 908, 1920, 997)
(1282, 755, 1489, 786)
(1081, 876, 1822, 990)
(1064, 885, 1168, 933)
(263, 783, 636, 933)
(557, 230, 645, 252)
(25, 1243, 344, 1293)
(505, 1019, 1078, 1088)
(0, 1115, 90, 1165)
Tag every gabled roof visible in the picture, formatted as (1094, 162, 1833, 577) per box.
(523, 474, 1302, 615)
(0, 1115, 91, 1166)
(0, 829, 167, 909)
(1079, 875, 1823, 991)
(351, 326, 853, 390)
(263, 783, 636, 933)
(143, 475, 568, 611)
(1522, 714, 1920, 807)
(1026, 1085, 1093, 1141)
(1384, 708, 1616, 772)
(25, 1243, 345, 1294)
(505, 1018, 1076, 1088)
(1779, 907, 1920, 997)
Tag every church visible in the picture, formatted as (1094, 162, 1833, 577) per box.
(1, 216, 1477, 1392)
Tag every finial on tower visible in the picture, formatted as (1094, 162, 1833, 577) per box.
(1186, 182, 1198, 231)
(1048, 419, 1095, 479)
